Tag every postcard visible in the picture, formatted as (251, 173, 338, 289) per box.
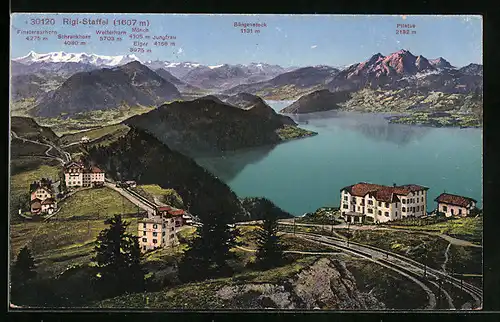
(9, 13, 483, 311)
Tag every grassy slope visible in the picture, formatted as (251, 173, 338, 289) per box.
(55, 187, 139, 220)
(35, 105, 155, 136)
(388, 217, 483, 244)
(58, 124, 130, 146)
(335, 229, 450, 271)
(10, 164, 61, 206)
(10, 186, 140, 277)
(10, 116, 59, 142)
(11, 139, 50, 160)
(133, 184, 184, 207)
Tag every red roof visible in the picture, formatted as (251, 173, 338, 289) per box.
(169, 210, 186, 216)
(41, 198, 56, 205)
(341, 182, 428, 202)
(157, 206, 173, 212)
(156, 206, 185, 216)
(435, 193, 476, 208)
(90, 166, 104, 173)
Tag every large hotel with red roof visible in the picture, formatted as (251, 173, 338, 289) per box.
(340, 182, 429, 224)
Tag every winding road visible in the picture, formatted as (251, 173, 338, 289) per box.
(11, 131, 70, 164)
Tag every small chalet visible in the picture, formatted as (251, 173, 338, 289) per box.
(29, 178, 59, 215)
(30, 179, 54, 202)
(435, 193, 477, 217)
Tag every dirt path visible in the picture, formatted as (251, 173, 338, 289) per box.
(442, 243, 452, 273)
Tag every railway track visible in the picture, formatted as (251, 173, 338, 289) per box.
(290, 232, 482, 309)
(123, 186, 158, 211)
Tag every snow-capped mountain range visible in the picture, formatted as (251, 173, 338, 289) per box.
(13, 51, 142, 67)
(12, 51, 297, 80)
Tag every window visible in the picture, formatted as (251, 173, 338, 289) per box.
(343, 204, 348, 209)
(163, 224, 166, 228)
(143, 246, 146, 251)
(459, 209, 463, 215)
(395, 212, 398, 217)
(162, 231, 166, 236)
(153, 239, 157, 244)
(153, 224, 158, 229)
(385, 202, 389, 208)
(153, 232, 157, 237)
(171, 227, 175, 231)
(368, 208, 373, 214)
(378, 210, 382, 216)
(443, 205, 448, 211)
(344, 196, 348, 201)
(142, 238, 147, 242)
(416, 206, 420, 211)
(421, 197, 424, 202)
(378, 202, 382, 207)
(412, 207, 415, 212)
(170, 234, 174, 239)
(384, 212, 389, 217)
(143, 223, 146, 228)
(143, 231, 146, 236)
(368, 200, 373, 205)
(402, 207, 406, 212)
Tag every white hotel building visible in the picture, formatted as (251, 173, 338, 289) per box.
(340, 182, 429, 224)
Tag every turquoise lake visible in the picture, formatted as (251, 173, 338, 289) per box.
(196, 101, 483, 216)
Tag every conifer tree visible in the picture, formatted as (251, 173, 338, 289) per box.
(178, 207, 242, 282)
(255, 211, 286, 269)
(92, 214, 145, 297)
(10, 246, 37, 304)
(11, 246, 37, 286)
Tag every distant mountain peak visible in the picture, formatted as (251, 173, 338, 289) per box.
(429, 57, 454, 69)
(394, 49, 414, 56)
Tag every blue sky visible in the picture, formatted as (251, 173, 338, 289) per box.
(11, 14, 482, 68)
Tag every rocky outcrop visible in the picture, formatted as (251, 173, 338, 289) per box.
(216, 258, 385, 309)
